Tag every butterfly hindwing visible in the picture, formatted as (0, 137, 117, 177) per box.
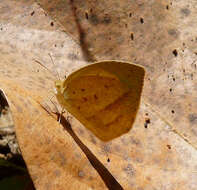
(56, 60, 145, 141)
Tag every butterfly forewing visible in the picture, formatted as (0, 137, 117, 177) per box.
(57, 61, 145, 141)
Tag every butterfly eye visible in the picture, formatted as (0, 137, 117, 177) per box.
(56, 84, 61, 89)
(55, 80, 61, 87)
(54, 80, 62, 92)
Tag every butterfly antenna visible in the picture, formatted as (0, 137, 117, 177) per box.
(48, 53, 61, 80)
(34, 59, 56, 79)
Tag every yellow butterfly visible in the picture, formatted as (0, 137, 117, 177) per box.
(54, 60, 145, 141)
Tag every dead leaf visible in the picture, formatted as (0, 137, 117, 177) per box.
(0, 0, 197, 190)
(37, 0, 197, 148)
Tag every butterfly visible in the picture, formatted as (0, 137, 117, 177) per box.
(53, 60, 145, 141)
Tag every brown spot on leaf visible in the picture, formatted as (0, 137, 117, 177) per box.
(140, 17, 144, 24)
(130, 137, 141, 146)
(172, 49, 178, 57)
(16, 105, 22, 113)
(58, 152, 67, 166)
(167, 145, 171, 149)
(130, 33, 134, 40)
(30, 11, 35, 16)
(181, 8, 191, 17)
(90, 134, 97, 145)
(53, 170, 61, 177)
(89, 14, 99, 25)
(102, 14, 111, 24)
(123, 164, 135, 176)
(78, 170, 85, 178)
(188, 114, 197, 124)
(78, 128, 84, 135)
(168, 29, 179, 38)
(85, 11, 89, 19)
(103, 144, 111, 153)
(144, 118, 150, 128)
(67, 53, 78, 60)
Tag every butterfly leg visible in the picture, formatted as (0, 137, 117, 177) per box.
(48, 98, 64, 123)
(58, 108, 65, 123)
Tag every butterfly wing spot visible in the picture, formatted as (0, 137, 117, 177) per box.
(83, 97, 88, 102)
(94, 94, 98, 100)
(104, 84, 109, 89)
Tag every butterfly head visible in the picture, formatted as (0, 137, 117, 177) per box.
(54, 80, 64, 95)
(54, 80, 67, 107)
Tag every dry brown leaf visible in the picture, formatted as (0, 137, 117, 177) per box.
(1, 0, 197, 190)
(37, 0, 197, 148)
